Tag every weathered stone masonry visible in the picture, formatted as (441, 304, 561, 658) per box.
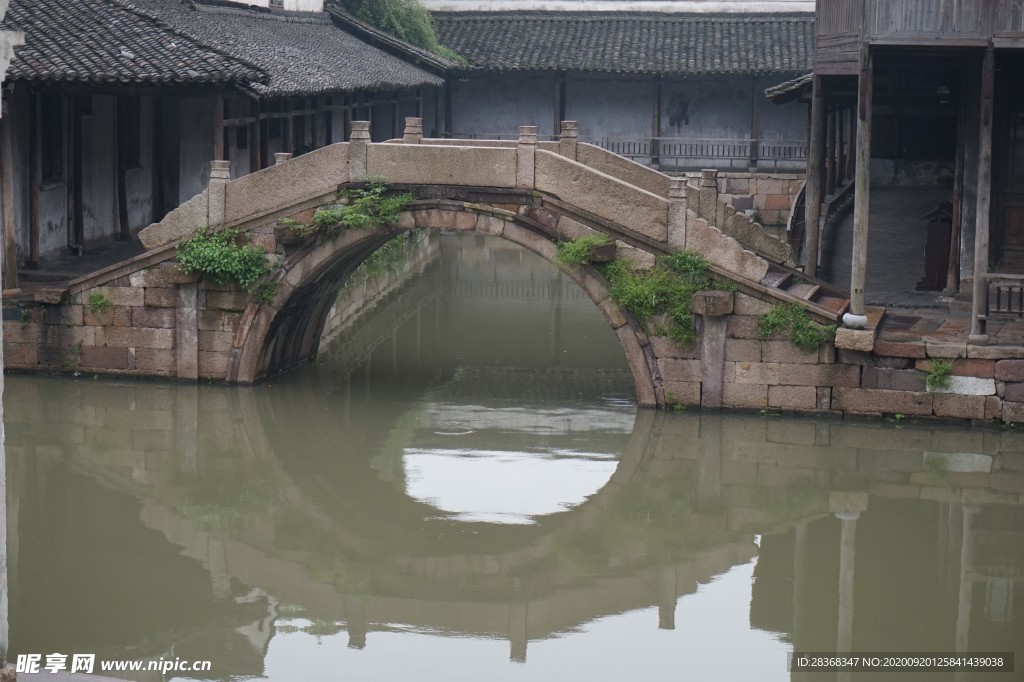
(4, 119, 1024, 424)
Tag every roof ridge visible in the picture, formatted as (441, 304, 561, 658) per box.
(191, 0, 333, 25)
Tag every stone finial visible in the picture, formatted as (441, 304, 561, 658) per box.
(700, 168, 719, 187)
(403, 117, 423, 144)
(349, 121, 370, 181)
(350, 120, 371, 140)
(210, 159, 231, 181)
(517, 125, 538, 190)
(274, 152, 293, 166)
(669, 177, 687, 200)
(518, 125, 538, 145)
(559, 120, 579, 160)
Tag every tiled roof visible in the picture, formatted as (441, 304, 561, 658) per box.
(127, 0, 444, 97)
(1, 0, 265, 86)
(765, 72, 811, 103)
(433, 11, 814, 76)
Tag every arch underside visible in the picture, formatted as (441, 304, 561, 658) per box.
(231, 194, 660, 407)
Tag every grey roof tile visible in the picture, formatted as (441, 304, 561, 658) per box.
(1, 0, 265, 86)
(433, 11, 814, 76)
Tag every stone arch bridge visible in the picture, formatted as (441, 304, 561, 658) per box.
(4, 119, 849, 409)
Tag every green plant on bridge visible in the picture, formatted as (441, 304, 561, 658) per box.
(556, 234, 613, 267)
(88, 292, 111, 314)
(296, 184, 415, 241)
(598, 249, 722, 346)
(756, 303, 836, 351)
(176, 227, 270, 292)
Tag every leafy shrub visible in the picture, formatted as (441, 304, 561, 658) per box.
(307, 184, 414, 239)
(926, 359, 953, 392)
(757, 303, 836, 351)
(343, 0, 466, 63)
(176, 228, 269, 292)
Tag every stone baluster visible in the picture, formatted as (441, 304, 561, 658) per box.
(208, 160, 230, 228)
(273, 152, 293, 165)
(517, 125, 537, 190)
(698, 168, 719, 223)
(349, 120, 370, 182)
(403, 117, 423, 144)
(668, 177, 688, 250)
(559, 120, 578, 160)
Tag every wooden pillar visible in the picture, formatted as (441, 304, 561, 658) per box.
(72, 95, 85, 247)
(0, 117, 18, 289)
(804, 75, 826, 277)
(652, 75, 662, 167)
(27, 92, 39, 268)
(114, 97, 130, 241)
(971, 47, 995, 341)
(443, 82, 453, 138)
(947, 64, 967, 294)
(848, 47, 873, 322)
(748, 76, 759, 170)
(213, 92, 225, 161)
(554, 72, 566, 140)
(249, 99, 261, 171)
(825, 107, 838, 194)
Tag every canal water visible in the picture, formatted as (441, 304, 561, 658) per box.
(3, 231, 1023, 681)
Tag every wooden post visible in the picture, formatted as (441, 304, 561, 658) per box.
(825, 107, 837, 194)
(847, 47, 873, 324)
(970, 47, 995, 342)
(748, 76, 759, 170)
(249, 98, 261, 171)
(652, 75, 662, 167)
(443, 82, 453, 138)
(804, 75, 826, 277)
(947, 63, 967, 294)
(554, 72, 566, 140)
(115, 97, 130, 241)
(213, 92, 225, 161)
(0, 117, 18, 289)
(72, 95, 84, 248)
(27, 92, 39, 269)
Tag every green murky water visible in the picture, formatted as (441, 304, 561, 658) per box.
(2, 232, 1022, 681)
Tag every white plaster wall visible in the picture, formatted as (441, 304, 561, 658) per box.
(452, 74, 558, 137)
(178, 96, 217, 205)
(755, 76, 807, 141)
(660, 77, 753, 140)
(81, 96, 117, 246)
(566, 76, 652, 141)
(217, 0, 325, 10)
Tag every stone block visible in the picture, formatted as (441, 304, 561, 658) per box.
(88, 287, 144, 307)
(930, 376, 996, 396)
(128, 263, 201, 288)
(691, 291, 733, 316)
(132, 307, 175, 329)
(659, 359, 701, 383)
(475, 214, 506, 236)
(135, 348, 176, 373)
(764, 194, 791, 210)
(995, 360, 1024, 382)
(873, 339, 927, 358)
(832, 388, 933, 416)
(926, 341, 967, 358)
(1004, 383, 1024, 403)
(145, 288, 178, 308)
(862, 367, 927, 392)
(650, 336, 699, 359)
(779, 363, 861, 387)
(968, 345, 1024, 359)
(79, 346, 135, 371)
(1003, 401, 1024, 423)
(598, 298, 627, 328)
(725, 338, 761, 362)
(767, 385, 817, 410)
(985, 395, 1003, 420)
(761, 340, 818, 364)
(199, 330, 234, 353)
(731, 361, 779, 385)
(726, 315, 761, 339)
(933, 394, 987, 420)
(3, 342, 38, 366)
(661, 381, 701, 406)
(206, 291, 250, 312)
(198, 310, 242, 333)
(722, 383, 768, 408)
(43, 305, 83, 326)
(83, 306, 132, 328)
(733, 292, 773, 316)
(104, 327, 174, 350)
(198, 351, 229, 377)
(834, 327, 874, 351)
(3, 322, 41, 344)
(838, 349, 873, 365)
(873, 356, 915, 369)
(917, 358, 995, 378)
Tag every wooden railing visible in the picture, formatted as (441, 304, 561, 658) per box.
(983, 273, 1024, 319)
(590, 137, 808, 172)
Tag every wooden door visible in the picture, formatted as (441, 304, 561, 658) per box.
(995, 58, 1024, 270)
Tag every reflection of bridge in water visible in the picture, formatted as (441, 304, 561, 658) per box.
(5, 376, 1024, 673)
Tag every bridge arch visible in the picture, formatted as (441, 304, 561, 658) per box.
(229, 199, 658, 406)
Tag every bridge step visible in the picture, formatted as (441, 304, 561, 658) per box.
(785, 282, 821, 300)
(814, 295, 850, 316)
(761, 269, 792, 289)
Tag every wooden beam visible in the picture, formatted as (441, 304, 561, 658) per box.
(850, 46, 873, 317)
(805, 75, 827, 277)
(27, 92, 40, 268)
(971, 46, 995, 340)
(0, 118, 19, 289)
